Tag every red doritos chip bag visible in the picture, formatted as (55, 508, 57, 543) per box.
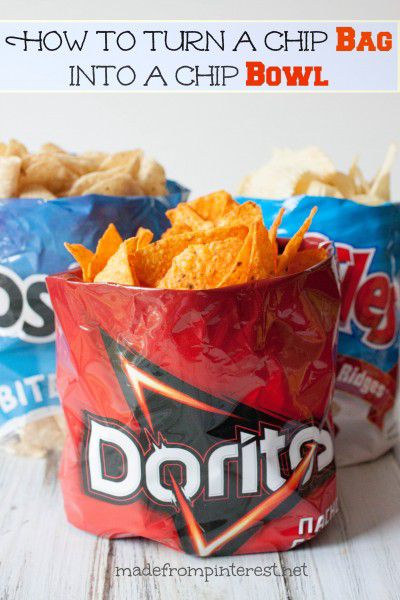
(47, 194, 341, 555)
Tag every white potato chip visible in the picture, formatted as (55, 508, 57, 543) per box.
(369, 143, 396, 202)
(239, 146, 397, 207)
(239, 147, 335, 199)
(351, 193, 385, 206)
(306, 180, 343, 198)
(271, 147, 335, 177)
(325, 172, 356, 198)
(348, 157, 369, 195)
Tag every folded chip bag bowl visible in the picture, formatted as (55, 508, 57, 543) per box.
(0, 140, 189, 456)
(238, 146, 400, 466)
(47, 195, 341, 555)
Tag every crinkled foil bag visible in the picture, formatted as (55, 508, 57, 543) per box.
(47, 239, 341, 555)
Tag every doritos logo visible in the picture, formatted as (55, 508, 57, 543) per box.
(307, 234, 397, 349)
(81, 330, 334, 556)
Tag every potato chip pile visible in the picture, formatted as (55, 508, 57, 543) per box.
(239, 144, 396, 205)
(0, 139, 166, 200)
(65, 192, 327, 290)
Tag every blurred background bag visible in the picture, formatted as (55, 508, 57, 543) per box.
(0, 181, 189, 456)
(237, 194, 400, 466)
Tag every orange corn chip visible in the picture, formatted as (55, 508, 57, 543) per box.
(277, 207, 318, 275)
(248, 220, 275, 281)
(94, 241, 139, 286)
(65, 191, 326, 291)
(216, 201, 263, 228)
(89, 223, 123, 281)
(188, 190, 235, 222)
(135, 227, 153, 249)
(158, 238, 243, 290)
(287, 247, 328, 274)
(269, 207, 285, 250)
(217, 228, 253, 288)
(269, 207, 285, 273)
(135, 225, 249, 287)
(162, 223, 192, 239)
(64, 243, 94, 282)
(166, 203, 212, 231)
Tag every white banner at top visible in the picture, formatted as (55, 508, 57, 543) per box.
(0, 21, 398, 91)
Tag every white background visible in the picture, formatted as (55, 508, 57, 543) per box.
(0, 1, 398, 198)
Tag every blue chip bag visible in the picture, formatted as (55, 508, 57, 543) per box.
(0, 180, 189, 454)
(237, 194, 400, 466)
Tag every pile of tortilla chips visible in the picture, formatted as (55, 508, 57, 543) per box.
(0, 139, 166, 199)
(239, 145, 396, 205)
(65, 192, 327, 290)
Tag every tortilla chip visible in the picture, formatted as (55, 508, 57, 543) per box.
(287, 247, 328, 274)
(277, 207, 318, 275)
(158, 238, 243, 290)
(166, 203, 213, 231)
(137, 156, 166, 195)
(99, 150, 142, 177)
(0, 156, 21, 198)
(40, 143, 67, 155)
(67, 168, 125, 196)
(56, 154, 96, 177)
(135, 227, 154, 249)
(89, 224, 123, 281)
(94, 241, 138, 286)
(248, 220, 274, 281)
(5, 139, 28, 158)
(64, 243, 94, 282)
(135, 225, 248, 287)
(20, 154, 76, 195)
(79, 151, 109, 171)
(217, 201, 263, 228)
(85, 173, 143, 197)
(188, 190, 235, 222)
(162, 224, 192, 239)
(217, 228, 253, 287)
(269, 208, 285, 249)
(19, 185, 56, 200)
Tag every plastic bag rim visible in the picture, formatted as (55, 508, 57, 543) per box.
(236, 193, 400, 210)
(0, 179, 189, 207)
(46, 239, 336, 296)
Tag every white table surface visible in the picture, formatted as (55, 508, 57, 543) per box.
(1, 449, 400, 600)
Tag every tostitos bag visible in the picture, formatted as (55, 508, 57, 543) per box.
(47, 236, 340, 556)
(238, 195, 400, 466)
(0, 181, 189, 456)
